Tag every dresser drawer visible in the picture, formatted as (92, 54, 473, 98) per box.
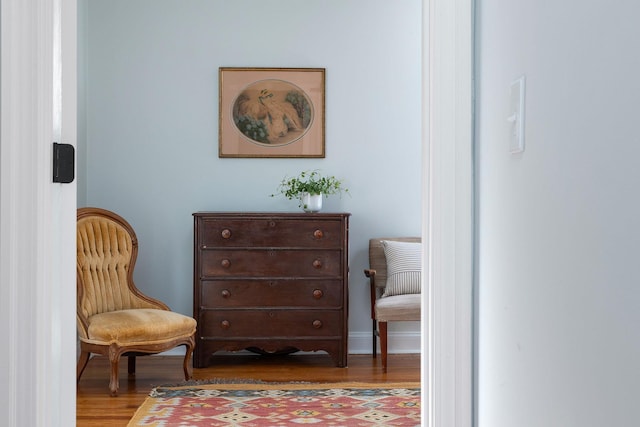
(201, 280, 343, 308)
(199, 309, 343, 338)
(199, 217, 344, 249)
(200, 249, 341, 278)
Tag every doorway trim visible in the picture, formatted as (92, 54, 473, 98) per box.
(423, 0, 474, 426)
(0, 0, 77, 425)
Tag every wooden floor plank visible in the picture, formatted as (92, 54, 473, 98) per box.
(76, 353, 421, 426)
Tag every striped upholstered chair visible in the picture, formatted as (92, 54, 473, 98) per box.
(76, 207, 197, 396)
(364, 237, 421, 372)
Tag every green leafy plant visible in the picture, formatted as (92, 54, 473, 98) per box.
(271, 170, 349, 205)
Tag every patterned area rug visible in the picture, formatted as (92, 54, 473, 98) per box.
(127, 380, 421, 426)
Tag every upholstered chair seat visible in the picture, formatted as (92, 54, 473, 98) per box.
(374, 294, 421, 322)
(76, 207, 196, 396)
(364, 237, 422, 372)
(85, 309, 196, 346)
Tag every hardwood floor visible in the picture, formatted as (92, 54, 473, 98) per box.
(76, 353, 421, 426)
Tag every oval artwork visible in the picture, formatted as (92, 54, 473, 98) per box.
(232, 79, 314, 146)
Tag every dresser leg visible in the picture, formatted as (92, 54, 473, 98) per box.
(194, 350, 208, 369)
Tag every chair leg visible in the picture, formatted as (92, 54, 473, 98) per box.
(128, 355, 136, 376)
(108, 345, 121, 397)
(372, 319, 378, 359)
(77, 350, 91, 383)
(183, 337, 195, 380)
(379, 321, 388, 373)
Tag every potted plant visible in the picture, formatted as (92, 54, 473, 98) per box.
(271, 170, 348, 212)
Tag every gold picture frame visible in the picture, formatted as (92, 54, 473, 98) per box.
(219, 67, 325, 158)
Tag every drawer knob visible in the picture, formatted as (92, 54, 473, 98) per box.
(221, 259, 231, 268)
(221, 289, 230, 298)
(313, 229, 324, 239)
(220, 320, 230, 329)
(269, 221, 276, 227)
(221, 229, 231, 239)
(313, 289, 323, 299)
(312, 259, 322, 269)
(312, 320, 323, 329)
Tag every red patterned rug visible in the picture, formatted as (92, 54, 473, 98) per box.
(127, 380, 421, 426)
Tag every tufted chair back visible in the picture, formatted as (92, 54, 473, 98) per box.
(76, 208, 166, 338)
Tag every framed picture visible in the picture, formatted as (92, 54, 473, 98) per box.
(219, 67, 325, 158)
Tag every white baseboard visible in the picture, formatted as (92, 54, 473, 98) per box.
(156, 331, 421, 357)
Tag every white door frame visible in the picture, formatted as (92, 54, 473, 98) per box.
(0, 0, 77, 425)
(423, 0, 474, 426)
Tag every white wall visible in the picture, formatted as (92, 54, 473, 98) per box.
(476, 1, 640, 425)
(78, 0, 423, 353)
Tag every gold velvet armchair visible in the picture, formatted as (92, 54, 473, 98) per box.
(364, 237, 421, 372)
(76, 207, 197, 396)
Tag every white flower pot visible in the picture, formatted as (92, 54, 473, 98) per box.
(301, 193, 323, 212)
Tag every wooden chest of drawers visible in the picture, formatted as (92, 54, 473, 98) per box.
(192, 212, 350, 368)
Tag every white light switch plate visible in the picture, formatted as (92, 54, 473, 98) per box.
(509, 76, 526, 153)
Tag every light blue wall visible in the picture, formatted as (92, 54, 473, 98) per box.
(78, 0, 422, 353)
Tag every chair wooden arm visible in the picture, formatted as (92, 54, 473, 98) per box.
(364, 269, 377, 320)
(364, 268, 376, 280)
